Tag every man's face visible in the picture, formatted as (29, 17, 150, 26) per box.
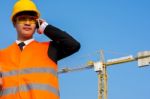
(14, 15, 38, 41)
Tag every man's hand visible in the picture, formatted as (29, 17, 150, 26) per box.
(0, 71, 2, 93)
(37, 19, 48, 34)
(0, 74, 2, 96)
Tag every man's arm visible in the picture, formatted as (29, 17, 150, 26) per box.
(44, 24, 80, 63)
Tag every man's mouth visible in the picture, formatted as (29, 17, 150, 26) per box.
(23, 27, 32, 31)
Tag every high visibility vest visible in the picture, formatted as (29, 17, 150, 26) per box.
(0, 41, 60, 99)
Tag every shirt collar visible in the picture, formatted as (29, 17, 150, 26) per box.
(16, 38, 34, 46)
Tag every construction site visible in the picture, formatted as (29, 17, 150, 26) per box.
(0, 0, 150, 99)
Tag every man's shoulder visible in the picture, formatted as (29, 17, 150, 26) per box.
(33, 40, 50, 45)
(0, 42, 17, 54)
(1, 42, 16, 50)
(27, 40, 51, 50)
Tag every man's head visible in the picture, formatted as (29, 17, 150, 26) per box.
(11, 0, 40, 41)
(11, 0, 40, 22)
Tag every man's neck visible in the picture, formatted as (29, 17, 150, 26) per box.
(16, 38, 34, 45)
(17, 36, 33, 42)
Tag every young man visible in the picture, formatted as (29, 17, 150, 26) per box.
(0, 0, 80, 99)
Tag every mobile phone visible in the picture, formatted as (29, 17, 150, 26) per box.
(36, 19, 40, 28)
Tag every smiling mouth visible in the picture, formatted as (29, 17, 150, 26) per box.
(23, 27, 32, 31)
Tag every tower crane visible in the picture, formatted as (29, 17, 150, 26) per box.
(58, 50, 150, 99)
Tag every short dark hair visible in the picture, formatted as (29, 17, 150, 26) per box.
(13, 11, 38, 22)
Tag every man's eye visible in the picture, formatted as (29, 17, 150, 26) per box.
(19, 17, 26, 21)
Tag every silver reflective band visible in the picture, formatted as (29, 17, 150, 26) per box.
(2, 83, 60, 96)
(2, 67, 57, 77)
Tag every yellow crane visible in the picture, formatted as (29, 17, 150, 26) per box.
(58, 50, 150, 99)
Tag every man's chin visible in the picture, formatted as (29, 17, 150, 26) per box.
(22, 33, 33, 38)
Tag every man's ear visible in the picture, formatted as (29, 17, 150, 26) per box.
(12, 17, 17, 27)
(13, 22, 16, 27)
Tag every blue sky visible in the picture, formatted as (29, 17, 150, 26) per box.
(1, 0, 150, 99)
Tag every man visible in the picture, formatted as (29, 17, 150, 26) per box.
(0, 0, 80, 99)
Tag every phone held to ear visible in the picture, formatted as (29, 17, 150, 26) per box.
(36, 19, 44, 34)
(36, 18, 47, 34)
(36, 19, 41, 29)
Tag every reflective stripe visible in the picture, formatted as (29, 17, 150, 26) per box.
(2, 83, 59, 96)
(2, 67, 57, 77)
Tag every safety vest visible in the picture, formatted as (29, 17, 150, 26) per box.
(0, 41, 60, 99)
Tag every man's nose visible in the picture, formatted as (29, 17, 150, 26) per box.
(24, 20, 31, 25)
